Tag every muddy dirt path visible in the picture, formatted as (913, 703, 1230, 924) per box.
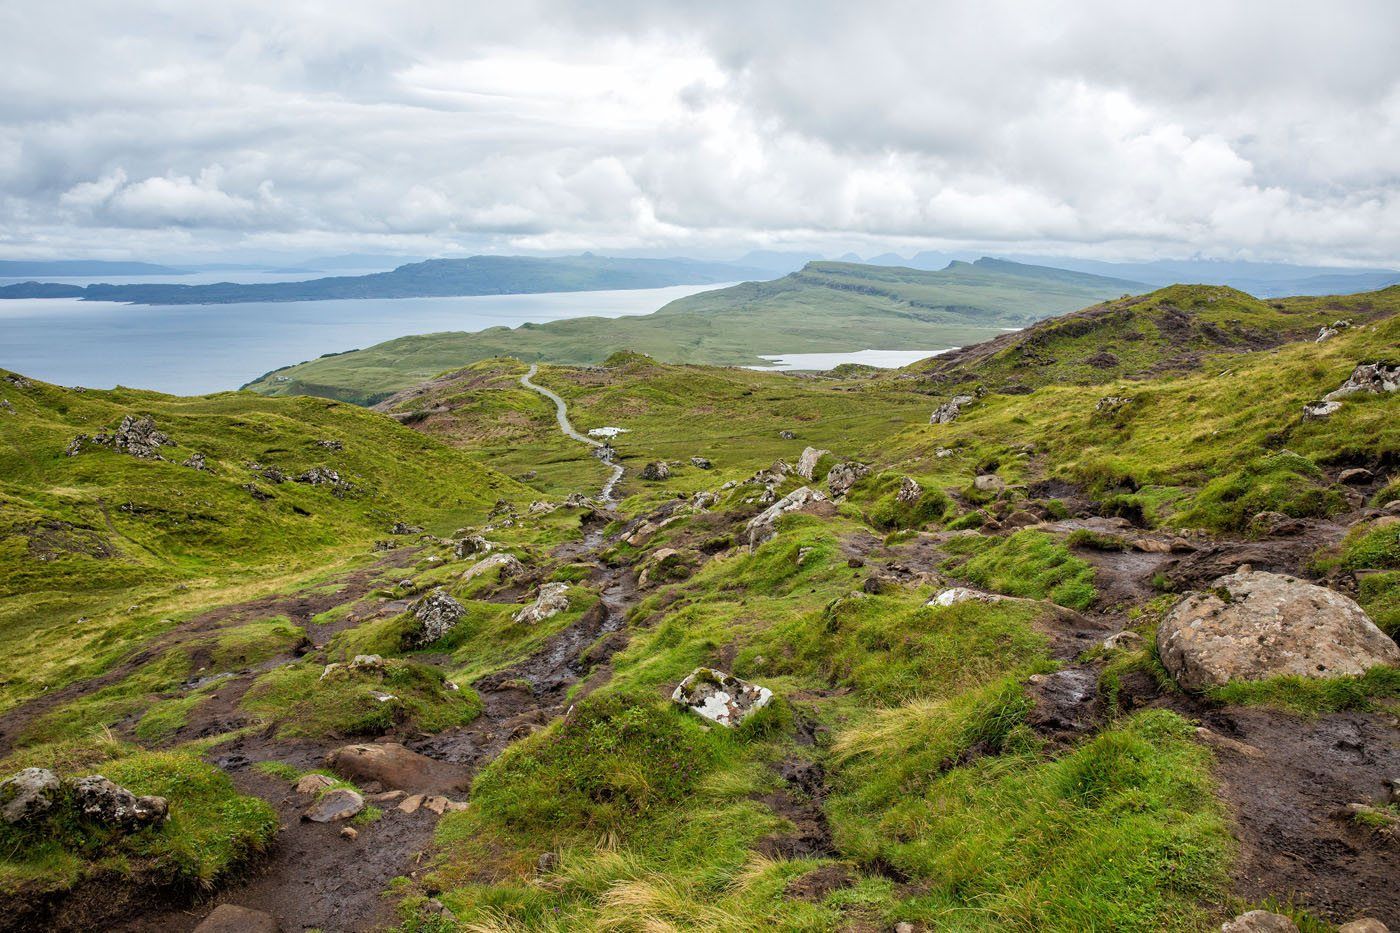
(122, 519, 638, 932)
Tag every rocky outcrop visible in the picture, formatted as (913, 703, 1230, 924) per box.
(672, 668, 773, 727)
(406, 589, 466, 647)
(690, 456, 713, 470)
(796, 447, 831, 481)
(1157, 570, 1400, 691)
(895, 476, 923, 505)
(0, 767, 60, 823)
(745, 486, 828, 549)
(641, 461, 671, 481)
(826, 461, 870, 497)
(930, 394, 975, 424)
(1315, 320, 1351, 342)
(453, 535, 494, 559)
(73, 775, 169, 829)
(1324, 362, 1400, 400)
(514, 582, 569, 624)
(1094, 396, 1133, 415)
(182, 452, 208, 470)
(111, 415, 171, 459)
(1303, 400, 1342, 419)
(297, 466, 352, 491)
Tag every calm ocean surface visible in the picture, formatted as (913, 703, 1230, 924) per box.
(0, 283, 729, 395)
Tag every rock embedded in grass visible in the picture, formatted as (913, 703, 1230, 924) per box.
(407, 588, 466, 646)
(514, 582, 570, 624)
(930, 393, 976, 424)
(641, 460, 671, 480)
(73, 774, 169, 829)
(672, 667, 773, 727)
(796, 446, 831, 480)
(745, 485, 828, 549)
(1221, 910, 1301, 932)
(1157, 569, 1400, 691)
(0, 767, 60, 823)
(302, 787, 364, 823)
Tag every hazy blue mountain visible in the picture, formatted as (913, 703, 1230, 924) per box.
(0, 260, 188, 277)
(1001, 255, 1400, 297)
(0, 254, 769, 306)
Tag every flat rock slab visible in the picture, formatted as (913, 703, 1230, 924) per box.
(672, 668, 772, 727)
(302, 788, 364, 823)
(325, 742, 465, 794)
(194, 904, 280, 932)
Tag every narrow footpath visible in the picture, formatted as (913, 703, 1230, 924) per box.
(520, 363, 624, 500)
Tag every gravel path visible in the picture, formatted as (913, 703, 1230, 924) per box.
(520, 363, 623, 500)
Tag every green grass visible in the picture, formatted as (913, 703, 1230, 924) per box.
(0, 749, 276, 897)
(944, 530, 1098, 610)
(1207, 667, 1400, 716)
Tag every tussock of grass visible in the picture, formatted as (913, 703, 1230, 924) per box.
(1207, 667, 1400, 716)
(944, 530, 1097, 610)
(1176, 452, 1347, 533)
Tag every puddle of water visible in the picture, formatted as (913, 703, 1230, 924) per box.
(749, 348, 957, 371)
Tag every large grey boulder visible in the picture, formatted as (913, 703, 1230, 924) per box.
(796, 447, 831, 481)
(745, 486, 827, 549)
(1324, 362, 1400, 400)
(672, 668, 772, 727)
(1157, 570, 1400, 691)
(0, 768, 60, 823)
(514, 582, 569, 624)
(406, 588, 466, 647)
(461, 552, 525, 583)
(73, 775, 168, 829)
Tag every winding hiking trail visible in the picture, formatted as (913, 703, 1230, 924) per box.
(521, 362, 624, 500)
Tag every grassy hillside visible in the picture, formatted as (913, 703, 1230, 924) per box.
(242, 258, 1143, 405)
(0, 371, 528, 711)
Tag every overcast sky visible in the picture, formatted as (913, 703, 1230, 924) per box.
(3, 1, 1398, 264)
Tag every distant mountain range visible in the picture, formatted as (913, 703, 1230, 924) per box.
(0, 254, 767, 305)
(242, 257, 1142, 404)
(0, 260, 189, 277)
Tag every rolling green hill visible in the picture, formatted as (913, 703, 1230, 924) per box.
(243, 258, 1144, 405)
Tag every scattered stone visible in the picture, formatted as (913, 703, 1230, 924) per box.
(514, 582, 570, 624)
(297, 466, 351, 490)
(193, 904, 280, 933)
(302, 787, 364, 823)
(1102, 631, 1145, 651)
(1157, 569, 1400, 691)
(896, 476, 923, 505)
(930, 394, 975, 424)
(1250, 511, 1305, 536)
(564, 492, 591, 508)
(1221, 910, 1300, 932)
(0, 398, 11, 414)
(779, 430, 796, 439)
(1337, 920, 1389, 933)
(639, 547, 695, 587)
(1315, 320, 1352, 342)
(182, 452, 208, 470)
(895, 924, 916, 933)
(973, 474, 1006, 495)
(641, 460, 671, 481)
(1324, 361, 1400, 400)
(369, 790, 406, 805)
(391, 522, 424, 535)
(826, 460, 870, 497)
(796, 447, 831, 481)
(315, 438, 344, 450)
(672, 668, 773, 727)
(528, 500, 558, 514)
(295, 773, 337, 795)
(241, 483, 273, 501)
(64, 435, 87, 456)
(73, 774, 169, 829)
(1302, 399, 1342, 419)
(745, 486, 828, 549)
(537, 851, 559, 873)
(690, 456, 713, 469)
(325, 743, 453, 792)
(406, 588, 466, 647)
(935, 447, 954, 458)
(340, 825, 358, 840)
(927, 587, 1000, 608)
(397, 793, 425, 814)
(0, 768, 60, 823)
(690, 490, 719, 510)
(1339, 467, 1375, 485)
(1004, 509, 1040, 528)
(1094, 396, 1133, 415)
(3, 373, 30, 388)
(259, 466, 288, 484)
(423, 795, 450, 815)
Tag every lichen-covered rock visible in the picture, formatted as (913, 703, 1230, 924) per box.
(927, 587, 1001, 608)
(302, 787, 364, 823)
(72, 774, 168, 829)
(973, 474, 1006, 495)
(1094, 396, 1133, 415)
(514, 582, 569, 624)
(390, 522, 423, 535)
(895, 476, 923, 505)
(315, 438, 344, 451)
(641, 460, 671, 481)
(1324, 361, 1400, 400)
(1157, 570, 1400, 691)
(182, 452, 208, 470)
(826, 460, 870, 497)
(930, 394, 975, 424)
(672, 668, 772, 727)
(779, 430, 796, 439)
(796, 447, 831, 481)
(453, 535, 494, 559)
(461, 552, 525, 583)
(0, 767, 60, 823)
(406, 589, 466, 647)
(690, 456, 713, 470)
(745, 486, 828, 549)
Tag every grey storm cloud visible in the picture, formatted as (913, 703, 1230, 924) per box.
(2, 0, 1399, 262)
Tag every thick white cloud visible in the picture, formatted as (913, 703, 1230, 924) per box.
(1, 0, 1398, 263)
